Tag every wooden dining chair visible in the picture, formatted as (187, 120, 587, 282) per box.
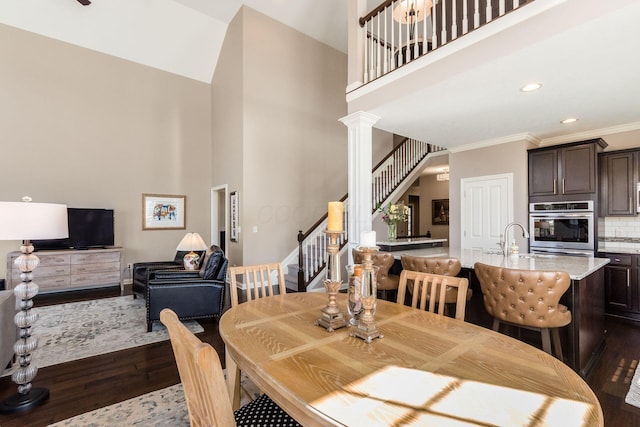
(396, 270, 469, 321)
(228, 262, 287, 307)
(160, 308, 301, 427)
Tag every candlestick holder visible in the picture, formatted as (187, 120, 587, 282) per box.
(315, 230, 348, 332)
(350, 246, 383, 343)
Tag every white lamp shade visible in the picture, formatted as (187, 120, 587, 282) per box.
(176, 232, 208, 251)
(393, 0, 433, 24)
(0, 201, 68, 240)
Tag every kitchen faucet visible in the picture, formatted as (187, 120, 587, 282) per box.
(500, 222, 530, 256)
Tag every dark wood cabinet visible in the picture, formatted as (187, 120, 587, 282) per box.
(601, 252, 640, 320)
(599, 150, 638, 216)
(529, 139, 606, 201)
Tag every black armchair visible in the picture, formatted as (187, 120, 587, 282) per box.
(132, 250, 205, 299)
(145, 245, 228, 332)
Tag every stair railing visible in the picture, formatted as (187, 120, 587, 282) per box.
(360, 0, 535, 84)
(295, 138, 444, 291)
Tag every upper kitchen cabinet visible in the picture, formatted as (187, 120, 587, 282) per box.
(599, 149, 639, 216)
(528, 139, 607, 202)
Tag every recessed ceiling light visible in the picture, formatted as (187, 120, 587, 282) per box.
(561, 117, 579, 124)
(520, 82, 542, 92)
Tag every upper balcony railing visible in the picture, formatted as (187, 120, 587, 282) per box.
(360, 0, 534, 84)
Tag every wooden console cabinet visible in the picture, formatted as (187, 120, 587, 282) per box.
(6, 248, 122, 293)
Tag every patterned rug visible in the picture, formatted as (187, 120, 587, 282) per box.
(48, 375, 260, 427)
(2, 296, 203, 377)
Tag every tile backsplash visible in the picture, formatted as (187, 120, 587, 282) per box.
(600, 216, 640, 239)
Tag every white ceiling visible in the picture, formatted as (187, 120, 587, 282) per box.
(1, 0, 639, 154)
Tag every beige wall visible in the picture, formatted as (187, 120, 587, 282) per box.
(0, 24, 212, 279)
(212, 7, 348, 266)
(449, 139, 534, 250)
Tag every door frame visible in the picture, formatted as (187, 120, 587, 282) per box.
(210, 185, 228, 252)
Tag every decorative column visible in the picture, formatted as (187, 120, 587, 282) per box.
(339, 111, 381, 265)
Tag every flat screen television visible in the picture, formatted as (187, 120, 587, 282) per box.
(32, 208, 114, 250)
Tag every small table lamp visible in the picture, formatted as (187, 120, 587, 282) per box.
(0, 197, 68, 415)
(177, 232, 208, 270)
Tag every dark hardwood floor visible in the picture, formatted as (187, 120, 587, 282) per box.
(1, 286, 640, 426)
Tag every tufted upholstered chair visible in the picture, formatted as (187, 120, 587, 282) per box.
(474, 262, 572, 360)
(353, 249, 400, 301)
(400, 255, 471, 304)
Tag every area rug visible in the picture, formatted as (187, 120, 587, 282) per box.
(48, 374, 260, 427)
(2, 296, 203, 377)
(626, 361, 640, 408)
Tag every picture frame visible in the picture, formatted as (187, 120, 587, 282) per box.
(230, 191, 239, 242)
(142, 194, 186, 230)
(432, 199, 449, 225)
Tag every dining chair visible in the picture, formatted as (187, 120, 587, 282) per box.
(352, 249, 400, 301)
(400, 255, 472, 311)
(474, 262, 572, 360)
(228, 262, 287, 308)
(396, 270, 470, 321)
(160, 309, 301, 427)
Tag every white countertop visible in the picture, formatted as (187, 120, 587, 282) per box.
(394, 248, 610, 280)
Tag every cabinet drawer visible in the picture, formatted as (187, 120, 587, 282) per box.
(12, 265, 71, 280)
(71, 252, 120, 265)
(71, 271, 121, 287)
(37, 275, 72, 290)
(605, 254, 633, 266)
(71, 262, 120, 275)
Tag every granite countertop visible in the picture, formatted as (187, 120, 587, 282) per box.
(393, 247, 610, 280)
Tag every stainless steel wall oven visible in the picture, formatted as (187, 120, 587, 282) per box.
(529, 201, 595, 256)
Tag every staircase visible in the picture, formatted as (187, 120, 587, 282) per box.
(282, 138, 445, 292)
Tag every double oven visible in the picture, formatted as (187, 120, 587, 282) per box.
(529, 200, 595, 256)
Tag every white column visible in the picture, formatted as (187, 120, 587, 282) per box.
(339, 111, 381, 264)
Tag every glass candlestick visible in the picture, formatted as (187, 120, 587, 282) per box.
(350, 246, 383, 343)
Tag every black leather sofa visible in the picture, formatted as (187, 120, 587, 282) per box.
(145, 245, 228, 332)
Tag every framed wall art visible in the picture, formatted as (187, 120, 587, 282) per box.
(230, 191, 239, 242)
(142, 194, 186, 230)
(432, 198, 449, 225)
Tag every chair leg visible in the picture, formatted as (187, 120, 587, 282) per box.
(551, 328, 563, 361)
(540, 328, 552, 355)
(147, 322, 153, 332)
(492, 318, 500, 332)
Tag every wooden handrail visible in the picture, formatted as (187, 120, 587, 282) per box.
(360, 0, 395, 27)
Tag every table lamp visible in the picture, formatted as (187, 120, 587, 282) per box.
(0, 197, 68, 414)
(176, 232, 208, 270)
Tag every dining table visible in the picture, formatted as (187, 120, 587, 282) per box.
(219, 292, 603, 426)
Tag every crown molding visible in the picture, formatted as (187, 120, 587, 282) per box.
(538, 122, 640, 146)
(448, 133, 540, 153)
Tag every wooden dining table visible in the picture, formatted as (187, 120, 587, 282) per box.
(219, 292, 603, 426)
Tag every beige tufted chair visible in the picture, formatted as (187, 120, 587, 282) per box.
(400, 255, 472, 304)
(353, 249, 400, 301)
(474, 262, 572, 360)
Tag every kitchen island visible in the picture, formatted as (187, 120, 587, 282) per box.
(394, 247, 609, 378)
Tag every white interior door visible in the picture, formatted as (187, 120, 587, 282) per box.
(461, 174, 513, 251)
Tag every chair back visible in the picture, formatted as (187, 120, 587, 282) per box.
(397, 270, 469, 320)
(228, 262, 286, 307)
(160, 308, 235, 427)
(400, 255, 461, 276)
(474, 262, 572, 328)
(199, 245, 228, 281)
(352, 249, 399, 291)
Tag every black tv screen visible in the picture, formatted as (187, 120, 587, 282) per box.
(32, 208, 114, 250)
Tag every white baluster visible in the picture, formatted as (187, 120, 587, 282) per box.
(486, 0, 492, 23)
(462, 0, 469, 34)
(499, 0, 505, 16)
(441, 0, 447, 44)
(391, 3, 396, 70)
(364, 23, 369, 83)
(452, 0, 458, 40)
(432, 0, 438, 49)
(474, 0, 480, 29)
(376, 13, 381, 78)
(422, 0, 428, 54)
(383, 7, 388, 74)
(514, 0, 520, 8)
